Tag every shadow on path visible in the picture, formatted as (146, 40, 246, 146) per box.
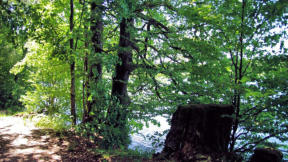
(0, 117, 151, 162)
(0, 119, 101, 162)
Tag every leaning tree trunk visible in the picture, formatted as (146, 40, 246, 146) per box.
(69, 0, 76, 126)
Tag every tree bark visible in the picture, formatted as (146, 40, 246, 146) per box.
(104, 16, 134, 148)
(111, 18, 134, 105)
(83, 0, 104, 123)
(154, 104, 235, 161)
(70, 0, 76, 126)
(82, 24, 89, 122)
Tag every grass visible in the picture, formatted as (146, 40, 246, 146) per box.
(93, 147, 153, 161)
(0, 109, 68, 135)
(0, 107, 24, 116)
(32, 114, 69, 133)
(0, 112, 8, 117)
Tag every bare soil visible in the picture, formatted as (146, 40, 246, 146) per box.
(0, 116, 153, 162)
(0, 116, 104, 162)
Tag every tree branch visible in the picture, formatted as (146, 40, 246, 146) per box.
(136, 12, 169, 33)
(235, 129, 288, 153)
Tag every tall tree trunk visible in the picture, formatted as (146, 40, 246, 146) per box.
(229, 0, 246, 152)
(111, 18, 134, 106)
(105, 17, 134, 148)
(82, 25, 89, 122)
(83, 0, 104, 123)
(70, 0, 76, 126)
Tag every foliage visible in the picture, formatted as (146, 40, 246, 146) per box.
(32, 114, 70, 133)
(77, 98, 131, 149)
(11, 40, 72, 115)
(0, 0, 30, 111)
(93, 147, 153, 160)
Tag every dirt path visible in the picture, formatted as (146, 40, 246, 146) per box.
(0, 116, 103, 162)
(0, 116, 64, 161)
(0, 116, 152, 162)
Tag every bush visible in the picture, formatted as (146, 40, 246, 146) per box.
(33, 114, 69, 132)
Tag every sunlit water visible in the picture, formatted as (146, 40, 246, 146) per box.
(128, 115, 170, 153)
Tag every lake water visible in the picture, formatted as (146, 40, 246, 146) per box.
(128, 115, 170, 153)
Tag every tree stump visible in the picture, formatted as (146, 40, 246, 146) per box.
(154, 104, 234, 162)
(250, 148, 283, 162)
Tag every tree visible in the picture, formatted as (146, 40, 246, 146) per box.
(10, 0, 85, 121)
(69, 0, 76, 126)
(209, 0, 288, 154)
(83, 0, 104, 123)
(11, 41, 71, 115)
(177, 0, 288, 156)
(0, 0, 30, 111)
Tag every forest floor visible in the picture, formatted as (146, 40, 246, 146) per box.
(0, 116, 151, 162)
